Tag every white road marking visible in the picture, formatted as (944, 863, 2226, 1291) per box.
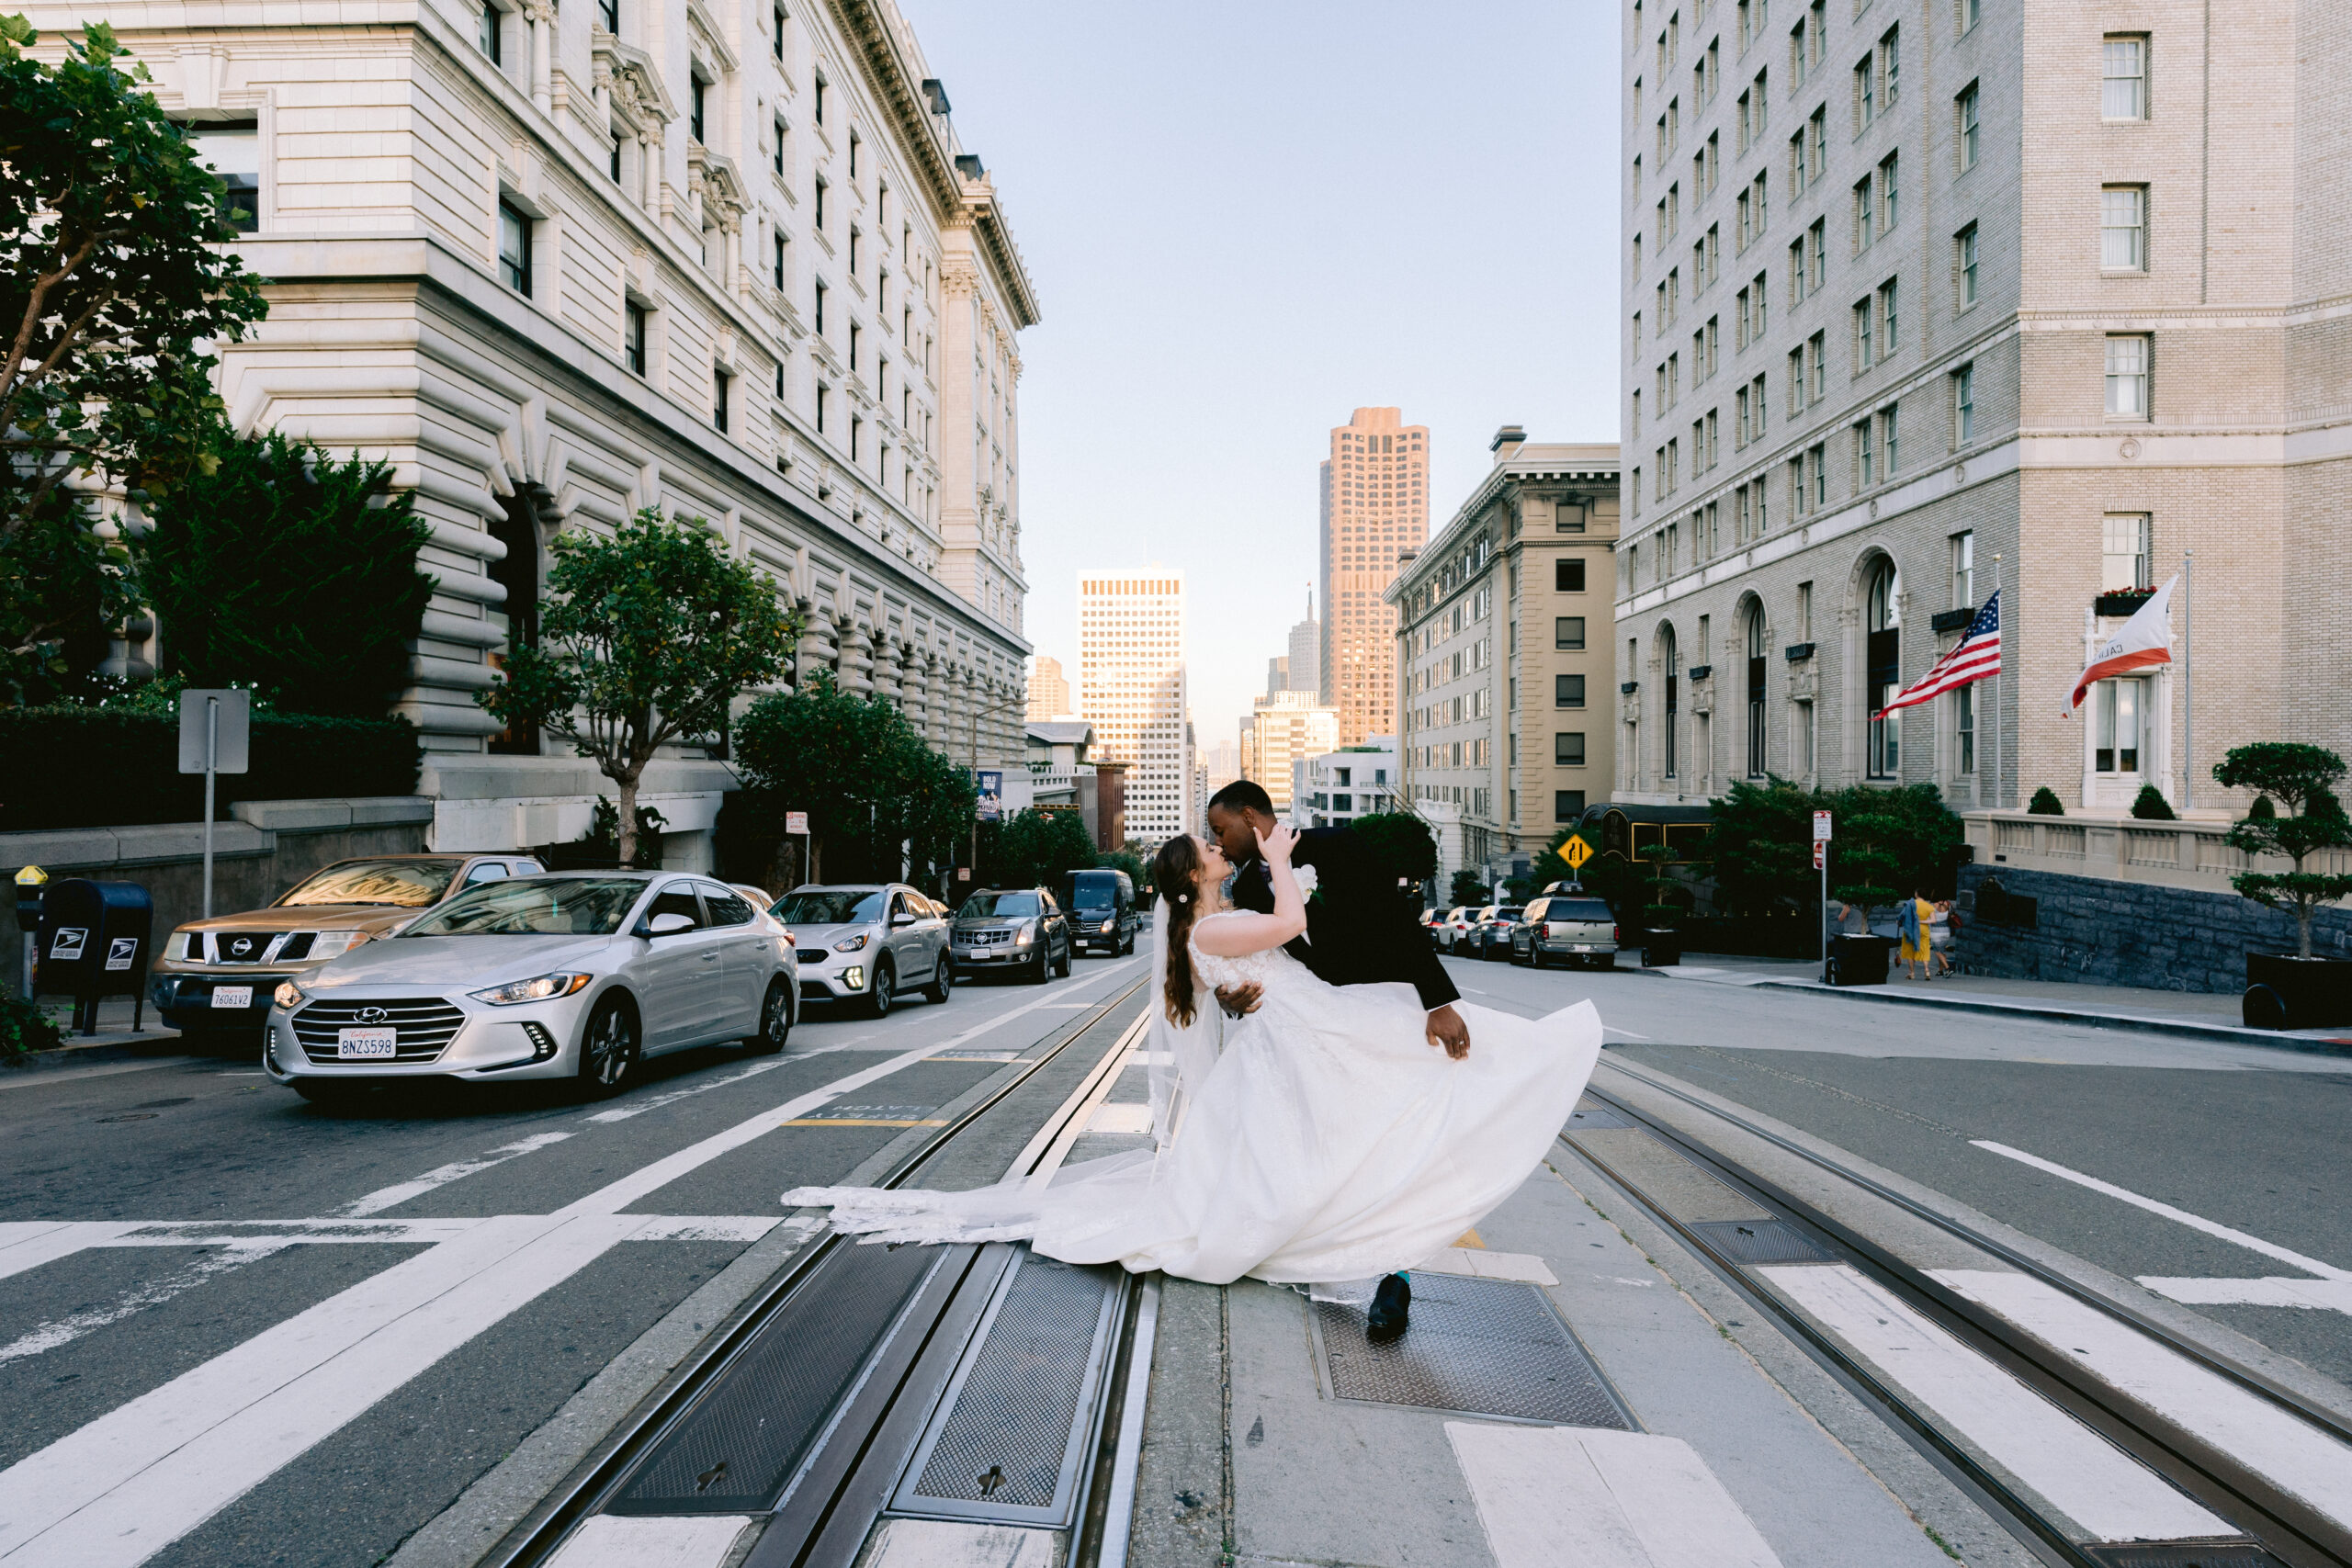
(338, 1131, 577, 1217)
(0, 1240, 293, 1367)
(1085, 1102, 1154, 1134)
(1970, 1140, 2349, 1280)
(623, 1215, 793, 1243)
(1603, 1026, 1654, 1041)
(0, 1212, 646, 1565)
(0, 1222, 138, 1282)
(1766, 1265, 2229, 1541)
(1932, 1268, 2352, 1529)
(1449, 1421, 1783, 1568)
(2137, 1275, 2352, 1314)
(864, 1518, 1059, 1566)
(544, 1514, 757, 1567)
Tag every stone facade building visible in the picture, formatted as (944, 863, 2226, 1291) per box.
(1391, 432, 1621, 886)
(48, 0, 1038, 866)
(1615, 0, 2351, 813)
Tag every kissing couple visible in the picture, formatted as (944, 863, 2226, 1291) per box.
(786, 781, 1601, 1342)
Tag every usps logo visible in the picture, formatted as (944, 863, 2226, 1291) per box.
(105, 937, 139, 972)
(49, 927, 87, 961)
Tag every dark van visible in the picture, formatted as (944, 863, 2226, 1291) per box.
(1067, 868, 1138, 957)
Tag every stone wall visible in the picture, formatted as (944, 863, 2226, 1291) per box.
(1, 799, 435, 1001)
(1956, 862, 2352, 994)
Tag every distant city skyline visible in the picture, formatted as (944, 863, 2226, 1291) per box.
(896, 1, 1617, 762)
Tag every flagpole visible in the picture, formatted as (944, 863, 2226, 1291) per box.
(2182, 549, 2194, 811)
(1990, 554, 2003, 813)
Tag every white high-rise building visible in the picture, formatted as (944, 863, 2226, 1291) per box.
(1245, 690, 1339, 818)
(1079, 570, 1193, 842)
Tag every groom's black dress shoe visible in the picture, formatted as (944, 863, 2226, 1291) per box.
(1367, 1272, 1411, 1343)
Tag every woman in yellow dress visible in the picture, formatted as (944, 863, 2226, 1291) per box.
(1897, 886, 1934, 979)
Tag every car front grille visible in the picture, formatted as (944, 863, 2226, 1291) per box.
(292, 998, 466, 1065)
(207, 931, 315, 964)
(958, 929, 1014, 946)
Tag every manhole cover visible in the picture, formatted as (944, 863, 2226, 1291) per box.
(1311, 1274, 1634, 1429)
(1687, 1218, 1837, 1265)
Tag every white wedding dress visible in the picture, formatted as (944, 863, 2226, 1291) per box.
(783, 909, 1602, 1289)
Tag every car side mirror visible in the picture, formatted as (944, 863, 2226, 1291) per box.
(891, 912, 919, 928)
(642, 912, 696, 937)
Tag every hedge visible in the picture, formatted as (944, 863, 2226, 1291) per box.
(0, 708, 423, 831)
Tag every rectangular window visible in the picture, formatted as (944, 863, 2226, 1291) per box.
(774, 119, 787, 175)
(814, 176, 826, 229)
(1877, 277, 1899, 357)
(497, 199, 531, 295)
(1806, 330, 1825, 400)
(1855, 416, 1875, 486)
(2103, 37, 2147, 120)
(813, 277, 827, 333)
(1556, 674, 1588, 708)
(1555, 732, 1588, 766)
(2095, 678, 2146, 773)
(713, 366, 730, 434)
(772, 4, 784, 57)
(1555, 616, 1587, 650)
(599, 0, 617, 31)
(772, 232, 786, 289)
(1555, 790, 1587, 822)
(1955, 222, 1979, 307)
(1957, 0, 1978, 35)
(1951, 362, 1974, 443)
(2102, 186, 2147, 271)
(1555, 558, 1587, 592)
(1789, 234, 1807, 302)
(1879, 151, 1899, 231)
(1853, 174, 1874, 253)
(623, 301, 646, 375)
(1787, 346, 1805, 414)
(479, 0, 503, 63)
(1880, 403, 1899, 472)
(689, 74, 707, 143)
(2102, 513, 2153, 591)
(2105, 333, 2151, 417)
(1806, 218, 1824, 295)
(1951, 529, 1974, 607)
(1956, 82, 1980, 171)
(1881, 25, 1899, 107)
(1853, 296, 1874, 369)
(1807, 443, 1826, 507)
(1790, 123, 1809, 189)
(1956, 683, 1975, 774)
(189, 124, 260, 234)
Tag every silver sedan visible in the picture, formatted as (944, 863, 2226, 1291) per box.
(261, 872, 797, 1103)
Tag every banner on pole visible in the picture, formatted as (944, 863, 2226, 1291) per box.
(976, 771, 1003, 822)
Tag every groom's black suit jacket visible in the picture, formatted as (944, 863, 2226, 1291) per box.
(1230, 825, 1460, 1013)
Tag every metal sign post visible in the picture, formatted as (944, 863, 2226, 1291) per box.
(178, 690, 251, 919)
(1814, 811, 1834, 975)
(14, 865, 43, 998)
(2182, 549, 2194, 811)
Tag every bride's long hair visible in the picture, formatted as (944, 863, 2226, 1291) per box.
(1152, 834, 1207, 1026)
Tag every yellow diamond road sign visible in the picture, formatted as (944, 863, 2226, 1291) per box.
(1557, 836, 1593, 871)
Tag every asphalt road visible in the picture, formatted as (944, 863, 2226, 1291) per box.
(0, 954, 1148, 1568)
(1437, 953, 2352, 1391)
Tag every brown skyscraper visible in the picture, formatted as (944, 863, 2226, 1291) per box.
(1319, 408, 1429, 744)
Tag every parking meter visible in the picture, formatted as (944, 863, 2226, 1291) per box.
(34, 879, 155, 1035)
(11, 866, 40, 1002)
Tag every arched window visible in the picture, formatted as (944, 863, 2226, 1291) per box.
(1865, 560, 1900, 778)
(1661, 624, 1679, 779)
(488, 492, 541, 756)
(1745, 606, 1769, 777)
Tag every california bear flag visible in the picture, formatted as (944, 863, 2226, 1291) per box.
(2066, 574, 2176, 716)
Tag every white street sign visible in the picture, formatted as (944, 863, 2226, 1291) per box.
(1814, 810, 1834, 843)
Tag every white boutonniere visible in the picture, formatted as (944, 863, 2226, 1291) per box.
(1292, 865, 1319, 899)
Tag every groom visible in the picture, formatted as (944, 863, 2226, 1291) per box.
(1203, 780, 1469, 1343)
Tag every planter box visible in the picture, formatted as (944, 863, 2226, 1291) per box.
(2242, 952, 2352, 1029)
(2094, 591, 2157, 618)
(1640, 929, 1682, 967)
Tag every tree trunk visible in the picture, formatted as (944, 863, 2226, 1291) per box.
(616, 768, 642, 868)
(2300, 903, 2315, 960)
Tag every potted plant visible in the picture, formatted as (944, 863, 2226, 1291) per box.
(1634, 842, 1683, 966)
(2213, 743, 2352, 1029)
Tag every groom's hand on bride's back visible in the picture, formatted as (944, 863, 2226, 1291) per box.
(1215, 982, 1262, 1018)
(1426, 1004, 1471, 1060)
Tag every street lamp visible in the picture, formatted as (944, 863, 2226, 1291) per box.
(967, 688, 1028, 888)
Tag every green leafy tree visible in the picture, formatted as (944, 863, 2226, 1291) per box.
(1449, 869, 1489, 908)
(734, 670, 973, 884)
(478, 508, 797, 866)
(0, 19, 266, 678)
(2214, 742, 2352, 959)
(1702, 776, 1962, 915)
(977, 807, 1097, 894)
(1351, 811, 1439, 897)
(0, 491, 138, 701)
(137, 432, 430, 715)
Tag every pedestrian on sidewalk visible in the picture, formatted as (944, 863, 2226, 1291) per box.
(1930, 899, 1958, 977)
(1897, 887, 1932, 980)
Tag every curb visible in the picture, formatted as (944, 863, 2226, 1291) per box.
(1630, 964, 2352, 1056)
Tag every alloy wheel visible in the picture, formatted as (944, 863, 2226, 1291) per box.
(579, 998, 639, 1093)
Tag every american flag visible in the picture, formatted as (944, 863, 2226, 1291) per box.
(1874, 590, 2000, 719)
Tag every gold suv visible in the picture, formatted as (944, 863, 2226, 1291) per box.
(150, 853, 543, 1032)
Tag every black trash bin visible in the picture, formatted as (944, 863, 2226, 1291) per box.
(35, 879, 155, 1034)
(1824, 932, 1892, 987)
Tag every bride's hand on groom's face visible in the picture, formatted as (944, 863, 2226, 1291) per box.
(1255, 822, 1299, 864)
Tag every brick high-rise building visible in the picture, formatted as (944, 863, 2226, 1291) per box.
(1320, 409, 1429, 745)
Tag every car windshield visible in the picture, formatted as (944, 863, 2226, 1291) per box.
(277, 858, 464, 908)
(1552, 899, 1614, 921)
(401, 877, 642, 937)
(1069, 879, 1117, 908)
(962, 892, 1041, 919)
(773, 889, 886, 925)
(1491, 908, 1523, 921)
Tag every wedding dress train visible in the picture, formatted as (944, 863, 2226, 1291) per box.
(783, 911, 1601, 1288)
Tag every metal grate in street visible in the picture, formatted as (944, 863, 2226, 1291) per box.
(1687, 1217, 1839, 1265)
(1312, 1273, 1635, 1429)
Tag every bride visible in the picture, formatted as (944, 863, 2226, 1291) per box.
(784, 822, 1601, 1337)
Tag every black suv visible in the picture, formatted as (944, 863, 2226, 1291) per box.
(949, 886, 1073, 982)
(1066, 868, 1138, 956)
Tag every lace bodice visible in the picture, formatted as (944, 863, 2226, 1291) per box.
(1188, 911, 1304, 993)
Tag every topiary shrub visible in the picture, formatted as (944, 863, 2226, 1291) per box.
(2028, 786, 2065, 816)
(2131, 784, 2177, 820)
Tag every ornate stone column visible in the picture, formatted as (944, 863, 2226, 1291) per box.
(836, 618, 874, 695)
(526, 0, 553, 110)
(899, 647, 930, 737)
(869, 636, 904, 706)
(793, 596, 838, 687)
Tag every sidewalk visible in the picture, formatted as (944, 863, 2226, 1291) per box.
(1630, 953, 2352, 1055)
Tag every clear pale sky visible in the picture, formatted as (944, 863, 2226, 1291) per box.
(897, 1, 1623, 755)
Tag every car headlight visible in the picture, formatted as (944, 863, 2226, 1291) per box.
(164, 931, 191, 961)
(1015, 920, 1037, 945)
(274, 981, 308, 1010)
(307, 930, 373, 960)
(833, 931, 870, 952)
(469, 972, 594, 1006)
(1100, 919, 1116, 932)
